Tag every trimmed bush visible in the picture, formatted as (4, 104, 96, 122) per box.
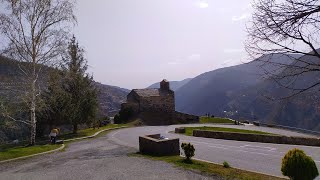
(223, 161, 230, 168)
(181, 142, 195, 161)
(281, 148, 319, 180)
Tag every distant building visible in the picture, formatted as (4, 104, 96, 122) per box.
(121, 79, 198, 125)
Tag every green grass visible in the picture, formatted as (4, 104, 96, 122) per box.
(59, 124, 126, 140)
(183, 126, 275, 136)
(130, 153, 285, 180)
(0, 144, 61, 161)
(200, 117, 234, 124)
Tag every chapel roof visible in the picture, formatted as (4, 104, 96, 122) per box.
(132, 88, 161, 97)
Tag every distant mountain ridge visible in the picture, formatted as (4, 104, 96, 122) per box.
(147, 78, 192, 91)
(175, 53, 320, 131)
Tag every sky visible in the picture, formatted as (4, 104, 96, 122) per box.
(74, 0, 253, 89)
(2, 0, 253, 89)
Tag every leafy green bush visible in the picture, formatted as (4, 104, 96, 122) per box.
(281, 149, 319, 180)
(114, 108, 133, 124)
(181, 142, 195, 162)
(113, 114, 121, 124)
(223, 161, 230, 168)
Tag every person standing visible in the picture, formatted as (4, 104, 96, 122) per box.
(50, 128, 59, 144)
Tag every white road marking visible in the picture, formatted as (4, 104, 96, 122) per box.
(109, 130, 133, 147)
(240, 145, 277, 151)
(110, 130, 120, 138)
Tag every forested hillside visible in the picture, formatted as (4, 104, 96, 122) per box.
(175, 53, 320, 131)
(0, 56, 128, 142)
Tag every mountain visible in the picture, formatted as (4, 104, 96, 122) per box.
(175, 53, 320, 131)
(175, 54, 297, 116)
(94, 82, 129, 117)
(148, 78, 192, 91)
(225, 53, 320, 131)
(0, 56, 128, 116)
(0, 56, 20, 82)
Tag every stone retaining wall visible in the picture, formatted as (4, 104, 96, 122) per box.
(174, 112, 199, 124)
(175, 127, 186, 133)
(193, 130, 320, 147)
(136, 111, 199, 125)
(139, 134, 180, 155)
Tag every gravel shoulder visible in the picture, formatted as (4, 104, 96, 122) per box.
(0, 132, 220, 180)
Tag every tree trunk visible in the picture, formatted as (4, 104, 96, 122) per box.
(30, 119, 36, 145)
(73, 124, 78, 134)
(30, 80, 36, 145)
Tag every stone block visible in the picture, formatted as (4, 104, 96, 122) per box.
(175, 127, 186, 133)
(139, 134, 180, 155)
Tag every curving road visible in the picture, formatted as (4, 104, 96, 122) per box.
(108, 124, 320, 178)
(0, 131, 217, 180)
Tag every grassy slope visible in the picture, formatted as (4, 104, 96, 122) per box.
(200, 117, 234, 124)
(0, 144, 61, 161)
(131, 154, 285, 180)
(184, 126, 275, 136)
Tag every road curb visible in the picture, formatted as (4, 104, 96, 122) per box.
(64, 126, 128, 142)
(0, 144, 65, 164)
(0, 126, 128, 164)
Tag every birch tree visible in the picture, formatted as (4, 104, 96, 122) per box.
(0, 0, 76, 145)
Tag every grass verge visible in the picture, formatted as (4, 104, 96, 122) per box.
(200, 117, 234, 124)
(130, 153, 285, 180)
(0, 144, 61, 161)
(183, 126, 275, 136)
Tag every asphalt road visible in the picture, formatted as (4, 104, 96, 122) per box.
(0, 132, 217, 180)
(108, 124, 320, 178)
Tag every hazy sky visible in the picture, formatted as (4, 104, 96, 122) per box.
(2, 0, 253, 89)
(74, 0, 253, 89)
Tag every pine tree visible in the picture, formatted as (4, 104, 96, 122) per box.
(37, 69, 69, 136)
(62, 36, 98, 133)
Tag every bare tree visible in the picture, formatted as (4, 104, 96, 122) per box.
(246, 0, 320, 97)
(0, 0, 76, 145)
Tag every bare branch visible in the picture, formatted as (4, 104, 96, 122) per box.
(247, 0, 320, 97)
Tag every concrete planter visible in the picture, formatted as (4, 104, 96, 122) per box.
(139, 134, 180, 155)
